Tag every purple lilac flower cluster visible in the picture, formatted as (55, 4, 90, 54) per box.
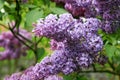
(4, 66, 63, 80)
(52, 0, 120, 33)
(32, 13, 106, 76)
(5, 13, 107, 80)
(52, 0, 96, 17)
(0, 29, 31, 60)
(94, 0, 120, 33)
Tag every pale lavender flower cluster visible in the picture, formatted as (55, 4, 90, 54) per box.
(52, 0, 120, 33)
(0, 29, 31, 60)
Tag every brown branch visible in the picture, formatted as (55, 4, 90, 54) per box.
(0, 23, 9, 30)
(17, 32, 33, 43)
(9, 27, 35, 51)
(36, 37, 43, 45)
(108, 60, 115, 71)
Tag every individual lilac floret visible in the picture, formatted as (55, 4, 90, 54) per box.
(76, 53, 93, 68)
(83, 33, 103, 53)
(61, 58, 77, 74)
(83, 18, 101, 33)
(50, 39, 65, 50)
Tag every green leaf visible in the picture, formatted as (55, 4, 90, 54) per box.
(50, 7, 67, 14)
(33, 0, 44, 6)
(22, 4, 37, 9)
(63, 75, 74, 80)
(0, 0, 4, 9)
(76, 75, 88, 80)
(25, 8, 44, 31)
(0, 12, 3, 20)
(41, 37, 50, 47)
(105, 44, 117, 58)
(36, 47, 45, 62)
(26, 50, 34, 59)
(43, 0, 50, 6)
(113, 49, 120, 64)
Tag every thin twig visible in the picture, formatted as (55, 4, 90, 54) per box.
(34, 36, 38, 63)
(108, 60, 115, 71)
(0, 23, 9, 30)
(92, 64, 97, 71)
(12, 0, 21, 30)
(17, 33, 33, 43)
(36, 37, 43, 45)
(9, 27, 35, 51)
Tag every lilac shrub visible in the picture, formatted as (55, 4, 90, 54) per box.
(4, 13, 107, 80)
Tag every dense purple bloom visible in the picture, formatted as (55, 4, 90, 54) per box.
(93, 0, 120, 33)
(32, 13, 75, 42)
(33, 13, 101, 42)
(4, 73, 22, 80)
(83, 33, 103, 53)
(20, 67, 39, 80)
(53, 0, 120, 33)
(6, 13, 106, 80)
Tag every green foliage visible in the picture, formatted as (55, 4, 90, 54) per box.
(50, 7, 67, 14)
(0, 12, 3, 20)
(105, 44, 116, 58)
(36, 47, 46, 62)
(0, 0, 4, 10)
(116, 64, 120, 72)
(25, 8, 44, 30)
